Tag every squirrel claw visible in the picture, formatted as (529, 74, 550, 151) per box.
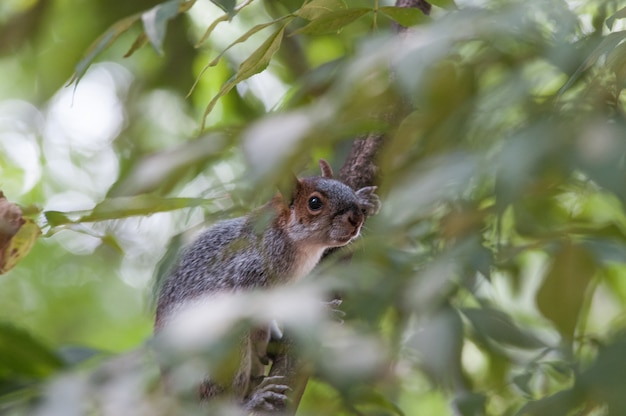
(245, 376, 291, 412)
(326, 298, 345, 324)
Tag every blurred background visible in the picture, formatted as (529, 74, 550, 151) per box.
(3, 0, 626, 415)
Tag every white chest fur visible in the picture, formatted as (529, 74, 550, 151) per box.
(291, 245, 326, 281)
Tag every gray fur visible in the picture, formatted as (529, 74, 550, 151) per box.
(154, 167, 380, 411)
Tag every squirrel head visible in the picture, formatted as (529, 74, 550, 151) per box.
(276, 160, 380, 248)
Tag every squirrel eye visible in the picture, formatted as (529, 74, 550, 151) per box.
(308, 196, 323, 211)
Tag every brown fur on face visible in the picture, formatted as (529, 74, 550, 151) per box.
(271, 161, 367, 248)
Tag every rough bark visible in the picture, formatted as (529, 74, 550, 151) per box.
(267, 1, 431, 414)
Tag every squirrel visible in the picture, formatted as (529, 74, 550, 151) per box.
(154, 159, 380, 412)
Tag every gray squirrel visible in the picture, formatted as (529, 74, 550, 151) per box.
(154, 160, 380, 412)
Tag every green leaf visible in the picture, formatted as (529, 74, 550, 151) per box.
(297, 0, 347, 20)
(512, 372, 534, 397)
(607, 6, 626, 30)
(44, 196, 212, 226)
(43, 211, 71, 228)
(0, 323, 64, 379)
(71, 13, 142, 85)
(407, 307, 464, 386)
(559, 31, 626, 96)
(454, 392, 486, 416)
(352, 388, 406, 415)
(0, 219, 40, 274)
(141, 0, 182, 54)
(235, 24, 287, 82)
(202, 23, 288, 128)
(293, 8, 370, 35)
(57, 346, 105, 367)
(210, 0, 236, 16)
(206, 16, 293, 69)
(378, 6, 430, 27)
(536, 243, 596, 341)
(194, 14, 230, 47)
(111, 132, 229, 196)
(428, 0, 458, 9)
(514, 389, 581, 416)
(123, 32, 148, 58)
(462, 307, 545, 349)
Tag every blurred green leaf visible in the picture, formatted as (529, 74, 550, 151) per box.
(512, 372, 534, 397)
(0, 323, 64, 380)
(428, 0, 457, 10)
(351, 388, 406, 415)
(578, 331, 626, 411)
(536, 243, 596, 341)
(57, 346, 105, 367)
(408, 306, 464, 387)
(515, 389, 581, 416)
(44, 195, 211, 226)
(454, 391, 486, 416)
(559, 31, 626, 96)
(111, 133, 229, 196)
(378, 6, 430, 27)
(297, 0, 346, 20)
(71, 13, 142, 85)
(606, 6, 626, 30)
(462, 307, 545, 350)
(293, 8, 370, 35)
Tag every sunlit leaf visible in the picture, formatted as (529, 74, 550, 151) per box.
(536, 243, 596, 341)
(211, 17, 292, 68)
(378, 6, 430, 27)
(141, 0, 182, 55)
(293, 8, 370, 35)
(235, 24, 287, 83)
(0, 219, 40, 274)
(202, 23, 288, 128)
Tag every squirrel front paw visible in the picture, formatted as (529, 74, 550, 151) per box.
(244, 375, 291, 412)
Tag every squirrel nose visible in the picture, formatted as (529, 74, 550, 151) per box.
(348, 214, 358, 227)
(347, 209, 362, 227)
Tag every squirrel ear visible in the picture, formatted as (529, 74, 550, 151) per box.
(319, 159, 333, 178)
(356, 186, 381, 216)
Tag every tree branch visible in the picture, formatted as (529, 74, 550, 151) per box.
(268, 1, 431, 414)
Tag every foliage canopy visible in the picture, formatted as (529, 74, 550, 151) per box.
(3, 0, 626, 415)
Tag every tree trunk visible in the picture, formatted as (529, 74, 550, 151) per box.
(267, 1, 432, 414)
